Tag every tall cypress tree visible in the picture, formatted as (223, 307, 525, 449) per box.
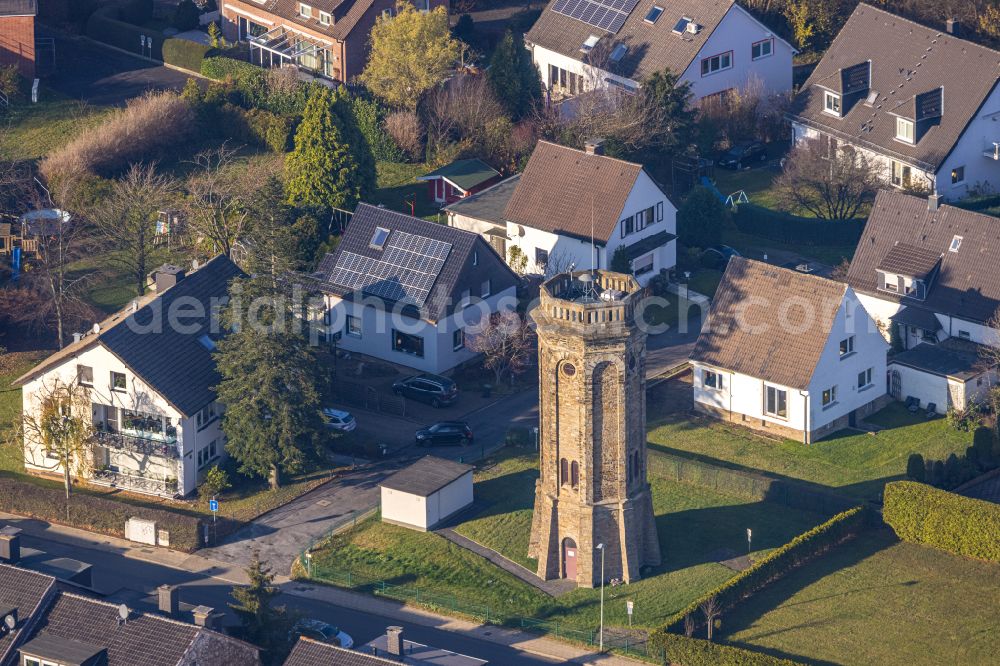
(284, 86, 368, 214)
(488, 30, 542, 120)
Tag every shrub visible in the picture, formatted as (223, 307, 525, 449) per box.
(385, 111, 423, 161)
(173, 0, 201, 31)
(351, 96, 404, 162)
(245, 108, 295, 152)
(41, 91, 195, 181)
(732, 203, 865, 247)
(883, 480, 1000, 562)
(906, 453, 925, 482)
(87, 5, 164, 60)
(679, 186, 727, 249)
(664, 507, 869, 634)
(202, 55, 265, 86)
(648, 633, 805, 666)
(973, 426, 995, 465)
(0, 476, 201, 551)
(162, 38, 213, 73)
(0, 65, 22, 99)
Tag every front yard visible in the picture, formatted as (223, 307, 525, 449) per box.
(305, 446, 828, 631)
(0, 87, 111, 162)
(647, 403, 975, 501)
(723, 529, 1000, 665)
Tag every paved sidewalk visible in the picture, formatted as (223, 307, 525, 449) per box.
(435, 528, 576, 597)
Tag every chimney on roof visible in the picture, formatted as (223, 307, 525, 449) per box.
(72, 332, 82, 343)
(946, 18, 960, 36)
(192, 605, 220, 630)
(153, 264, 185, 293)
(584, 138, 605, 155)
(0, 532, 21, 564)
(928, 193, 943, 211)
(192, 258, 200, 271)
(386, 626, 404, 657)
(157, 584, 179, 617)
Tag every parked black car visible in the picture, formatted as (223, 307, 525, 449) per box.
(701, 245, 742, 269)
(392, 373, 459, 407)
(415, 421, 474, 446)
(717, 141, 768, 169)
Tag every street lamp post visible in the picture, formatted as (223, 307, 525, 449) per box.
(532, 426, 539, 451)
(596, 543, 605, 651)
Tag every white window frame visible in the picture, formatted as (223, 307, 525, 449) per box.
(111, 371, 127, 392)
(319, 11, 331, 25)
(951, 166, 965, 184)
(858, 367, 873, 389)
(822, 385, 838, 407)
(949, 235, 963, 253)
(346, 314, 362, 338)
(823, 91, 841, 116)
(751, 38, 773, 61)
(644, 5, 664, 23)
(298, 3, 311, 18)
(703, 369, 722, 390)
(453, 328, 465, 351)
(839, 335, 855, 357)
(764, 384, 788, 419)
(700, 51, 732, 77)
(896, 117, 914, 143)
(481, 279, 491, 298)
(891, 160, 912, 188)
(77, 364, 94, 387)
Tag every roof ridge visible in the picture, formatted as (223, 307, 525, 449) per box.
(534, 139, 644, 169)
(354, 202, 483, 239)
(0, 561, 57, 584)
(738, 257, 849, 293)
(854, 2, 1000, 58)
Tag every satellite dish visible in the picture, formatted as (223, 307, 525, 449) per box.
(3, 614, 15, 630)
(577, 273, 592, 283)
(118, 604, 130, 621)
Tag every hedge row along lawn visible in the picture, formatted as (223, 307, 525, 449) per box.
(647, 404, 975, 501)
(306, 446, 828, 630)
(722, 529, 1000, 666)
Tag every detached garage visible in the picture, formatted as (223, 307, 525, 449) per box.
(380, 456, 474, 531)
(889, 338, 996, 414)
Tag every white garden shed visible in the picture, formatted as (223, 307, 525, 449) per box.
(380, 456, 474, 531)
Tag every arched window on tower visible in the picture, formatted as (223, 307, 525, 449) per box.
(560, 458, 569, 485)
(571, 461, 579, 488)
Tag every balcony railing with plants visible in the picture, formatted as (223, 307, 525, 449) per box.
(91, 468, 178, 496)
(91, 428, 180, 459)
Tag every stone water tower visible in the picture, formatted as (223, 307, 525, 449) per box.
(528, 270, 660, 587)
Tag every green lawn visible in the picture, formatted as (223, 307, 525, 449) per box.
(66, 246, 192, 315)
(0, 352, 46, 474)
(713, 167, 782, 211)
(685, 270, 723, 298)
(372, 162, 440, 221)
(309, 447, 827, 630)
(723, 529, 1000, 665)
(648, 404, 974, 501)
(0, 88, 111, 162)
(641, 294, 703, 329)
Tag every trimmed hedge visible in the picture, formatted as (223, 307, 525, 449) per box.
(201, 55, 264, 84)
(649, 634, 805, 666)
(733, 203, 865, 247)
(87, 5, 164, 61)
(955, 194, 1000, 213)
(162, 38, 214, 73)
(883, 480, 1000, 562)
(662, 506, 869, 633)
(0, 476, 202, 552)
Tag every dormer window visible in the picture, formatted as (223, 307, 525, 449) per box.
(370, 227, 390, 250)
(949, 235, 962, 252)
(896, 118, 914, 143)
(299, 3, 311, 18)
(904, 279, 926, 300)
(645, 6, 664, 23)
(824, 91, 841, 116)
(319, 11, 331, 25)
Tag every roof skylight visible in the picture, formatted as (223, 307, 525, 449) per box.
(370, 227, 390, 250)
(645, 5, 664, 23)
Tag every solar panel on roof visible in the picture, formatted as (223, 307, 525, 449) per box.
(552, 0, 639, 33)
(329, 230, 452, 306)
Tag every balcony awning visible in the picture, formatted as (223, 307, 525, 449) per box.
(249, 25, 328, 59)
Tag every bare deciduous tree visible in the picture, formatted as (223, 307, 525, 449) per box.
(699, 596, 722, 642)
(18, 377, 93, 499)
(385, 111, 424, 162)
(184, 146, 263, 258)
(89, 164, 177, 298)
(774, 140, 885, 220)
(467, 310, 534, 385)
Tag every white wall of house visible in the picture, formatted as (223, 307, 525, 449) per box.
(20, 344, 223, 497)
(505, 222, 604, 276)
(806, 292, 889, 431)
(426, 472, 473, 528)
(604, 169, 678, 285)
(530, 44, 635, 95)
(936, 87, 1000, 199)
(889, 362, 951, 412)
(326, 286, 518, 374)
(693, 364, 810, 432)
(678, 5, 794, 102)
(447, 212, 503, 238)
(381, 486, 428, 529)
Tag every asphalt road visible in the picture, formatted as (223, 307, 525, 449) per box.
(11, 526, 562, 665)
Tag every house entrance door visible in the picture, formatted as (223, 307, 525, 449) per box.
(562, 538, 577, 579)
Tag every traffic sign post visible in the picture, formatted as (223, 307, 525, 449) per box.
(746, 528, 752, 556)
(209, 498, 219, 523)
(626, 600, 633, 628)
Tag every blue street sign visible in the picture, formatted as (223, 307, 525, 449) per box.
(209, 499, 219, 512)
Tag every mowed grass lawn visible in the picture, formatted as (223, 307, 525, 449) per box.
(310, 447, 827, 630)
(648, 404, 974, 501)
(372, 162, 440, 221)
(0, 88, 111, 162)
(723, 529, 1000, 665)
(0, 352, 48, 474)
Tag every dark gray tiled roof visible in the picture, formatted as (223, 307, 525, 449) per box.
(284, 637, 399, 666)
(0, 0, 36, 16)
(790, 4, 1000, 172)
(526, 0, 737, 83)
(876, 242, 942, 278)
(444, 175, 520, 226)
(847, 190, 1000, 324)
(235, 0, 374, 41)
(889, 338, 987, 380)
(314, 204, 517, 323)
(17, 632, 105, 666)
(15, 256, 244, 417)
(889, 306, 942, 332)
(692, 258, 851, 390)
(0, 564, 56, 664)
(381, 456, 473, 497)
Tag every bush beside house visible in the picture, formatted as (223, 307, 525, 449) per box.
(0, 476, 202, 551)
(650, 634, 805, 666)
(162, 38, 214, 73)
(883, 480, 1000, 562)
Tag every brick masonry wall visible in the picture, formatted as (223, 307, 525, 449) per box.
(0, 15, 35, 79)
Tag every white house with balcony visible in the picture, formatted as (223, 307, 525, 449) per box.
(446, 140, 677, 285)
(789, 4, 1000, 199)
(524, 0, 793, 103)
(691, 258, 889, 443)
(14, 257, 243, 497)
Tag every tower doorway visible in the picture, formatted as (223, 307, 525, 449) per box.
(562, 537, 578, 579)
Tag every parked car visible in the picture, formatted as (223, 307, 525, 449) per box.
(415, 421, 474, 446)
(392, 374, 459, 408)
(291, 619, 354, 649)
(321, 408, 356, 432)
(717, 141, 767, 169)
(701, 245, 742, 269)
